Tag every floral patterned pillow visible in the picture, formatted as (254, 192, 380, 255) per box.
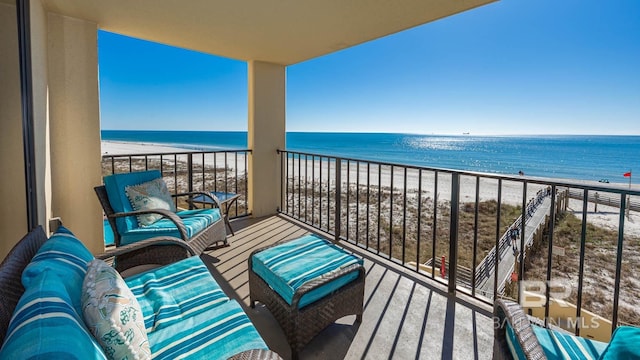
(125, 178, 176, 226)
(81, 259, 151, 360)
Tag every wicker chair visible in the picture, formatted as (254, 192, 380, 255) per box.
(95, 170, 227, 270)
(493, 299, 614, 360)
(493, 299, 548, 360)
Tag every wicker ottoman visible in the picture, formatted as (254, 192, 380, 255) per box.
(249, 235, 365, 359)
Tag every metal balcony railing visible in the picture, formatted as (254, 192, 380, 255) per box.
(101, 150, 251, 218)
(278, 149, 640, 340)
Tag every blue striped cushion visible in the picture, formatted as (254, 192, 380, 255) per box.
(148, 300, 268, 360)
(532, 325, 607, 360)
(120, 208, 221, 245)
(125, 256, 229, 332)
(0, 271, 106, 359)
(252, 235, 363, 308)
(21, 226, 94, 315)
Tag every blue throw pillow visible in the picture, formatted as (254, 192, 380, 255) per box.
(0, 269, 106, 359)
(21, 226, 94, 315)
(599, 326, 640, 359)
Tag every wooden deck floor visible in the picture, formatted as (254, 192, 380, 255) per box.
(201, 215, 495, 360)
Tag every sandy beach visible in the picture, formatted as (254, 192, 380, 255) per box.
(102, 140, 639, 237)
(103, 140, 203, 155)
(102, 140, 249, 170)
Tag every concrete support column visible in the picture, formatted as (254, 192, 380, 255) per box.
(47, 13, 103, 253)
(248, 61, 285, 217)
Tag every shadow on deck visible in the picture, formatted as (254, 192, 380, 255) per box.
(202, 215, 495, 360)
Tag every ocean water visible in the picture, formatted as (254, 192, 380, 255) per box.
(101, 130, 640, 182)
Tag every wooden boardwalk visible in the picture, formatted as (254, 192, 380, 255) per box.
(202, 215, 495, 360)
(477, 197, 552, 299)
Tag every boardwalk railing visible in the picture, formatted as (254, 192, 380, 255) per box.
(278, 149, 640, 340)
(568, 188, 640, 212)
(474, 188, 554, 295)
(101, 149, 251, 218)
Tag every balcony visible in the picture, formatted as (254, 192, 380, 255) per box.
(204, 214, 494, 359)
(102, 148, 640, 358)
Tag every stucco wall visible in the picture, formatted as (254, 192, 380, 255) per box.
(47, 12, 103, 254)
(0, 3, 28, 260)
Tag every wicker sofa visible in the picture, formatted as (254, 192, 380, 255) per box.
(0, 226, 281, 360)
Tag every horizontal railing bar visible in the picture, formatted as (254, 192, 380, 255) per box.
(102, 149, 251, 220)
(102, 149, 252, 159)
(278, 149, 640, 197)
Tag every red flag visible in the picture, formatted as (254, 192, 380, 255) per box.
(624, 172, 632, 177)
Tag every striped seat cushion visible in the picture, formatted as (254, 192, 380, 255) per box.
(120, 208, 221, 245)
(125, 256, 230, 332)
(531, 325, 607, 360)
(252, 235, 364, 308)
(148, 299, 268, 360)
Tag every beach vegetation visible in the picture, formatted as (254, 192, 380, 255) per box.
(524, 212, 640, 326)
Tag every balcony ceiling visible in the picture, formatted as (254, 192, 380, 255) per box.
(42, 0, 495, 65)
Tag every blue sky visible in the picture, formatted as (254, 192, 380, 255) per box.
(99, 0, 640, 135)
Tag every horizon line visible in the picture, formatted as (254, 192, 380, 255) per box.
(101, 129, 640, 137)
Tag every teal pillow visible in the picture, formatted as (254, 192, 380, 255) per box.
(0, 270, 106, 359)
(599, 326, 640, 359)
(21, 226, 94, 315)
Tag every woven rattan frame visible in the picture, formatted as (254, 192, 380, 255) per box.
(249, 241, 365, 360)
(493, 299, 547, 360)
(227, 349, 283, 360)
(95, 185, 226, 269)
(96, 236, 196, 273)
(0, 226, 48, 344)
